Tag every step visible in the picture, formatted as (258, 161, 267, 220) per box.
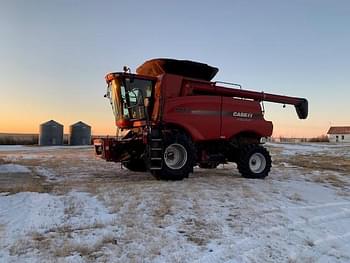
(151, 148, 162, 151)
(150, 166, 162, 170)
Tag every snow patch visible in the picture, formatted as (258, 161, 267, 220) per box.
(0, 191, 116, 262)
(0, 164, 31, 173)
(35, 167, 57, 181)
(0, 145, 27, 152)
(0, 145, 92, 152)
(267, 142, 350, 158)
(1, 143, 349, 262)
(0, 192, 64, 238)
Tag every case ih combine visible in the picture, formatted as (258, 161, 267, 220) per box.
(94, 58, 308, 180)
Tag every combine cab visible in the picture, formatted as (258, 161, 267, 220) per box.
(95, 58, 308, 180)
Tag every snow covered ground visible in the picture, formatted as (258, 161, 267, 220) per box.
(0, 143, 350, 262)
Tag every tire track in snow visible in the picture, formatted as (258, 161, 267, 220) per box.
(294, 231, 350, 261)
(266, 211, 350, 234)
(281, 201, 350, 210)
(265, 202, 350, 234)
(314, 231, 350, 245)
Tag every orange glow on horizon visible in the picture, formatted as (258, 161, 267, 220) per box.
(0, 117, 330, 138)
(0, 97, 338, 138)
(0, 112, 117, 136)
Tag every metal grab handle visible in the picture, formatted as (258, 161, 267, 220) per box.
(214, 81, 242, 89)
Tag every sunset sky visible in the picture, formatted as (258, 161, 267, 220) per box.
(1, 0, 349, 137)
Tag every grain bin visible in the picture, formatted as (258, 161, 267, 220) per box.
(69, 121, 91, 145)
(39, 120, 64, 146)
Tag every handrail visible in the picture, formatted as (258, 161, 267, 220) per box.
(214, 81, 242, 89)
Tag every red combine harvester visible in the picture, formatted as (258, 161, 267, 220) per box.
(94, 58, 308, 180)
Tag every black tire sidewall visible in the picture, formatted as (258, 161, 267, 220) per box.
(238, 145, 271, 179)
(156, 133, 194, 180)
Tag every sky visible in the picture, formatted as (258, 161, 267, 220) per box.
(0, 0, 349, 137)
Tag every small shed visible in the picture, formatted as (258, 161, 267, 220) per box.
(69, 121, 91, 145)
(39, 120, 64, 146)
(327, 126, 350, 143)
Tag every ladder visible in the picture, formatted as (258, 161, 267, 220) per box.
(149, 128, 163, 171)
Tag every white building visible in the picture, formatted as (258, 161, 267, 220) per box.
(327, 126, 350, 143)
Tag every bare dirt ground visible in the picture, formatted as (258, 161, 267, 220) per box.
(0, 143, 350, 262)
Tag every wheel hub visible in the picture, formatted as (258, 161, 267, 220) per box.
(164, 143, 187, 170)
(249, 152, 266, 173)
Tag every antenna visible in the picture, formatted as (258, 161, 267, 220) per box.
(123, 66, 131, 73)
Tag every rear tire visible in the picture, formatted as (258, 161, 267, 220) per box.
(153, 133, 195, 181)
(237, 144, 271, 179)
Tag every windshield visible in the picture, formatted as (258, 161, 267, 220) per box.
(107, 76, 153, 122)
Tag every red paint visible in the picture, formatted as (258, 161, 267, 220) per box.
(160, 75, 275, 141)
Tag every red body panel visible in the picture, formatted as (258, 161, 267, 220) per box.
(160, 74, 184, 98)
(163, 96, 221, 141)
(220, 97, 273, 139)
(160, 74, 273, 141)
(162, 95, 273, 141)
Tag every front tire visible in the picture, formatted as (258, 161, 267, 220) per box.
(237, 144, 271, 179)
(153, 133, 195, 181)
